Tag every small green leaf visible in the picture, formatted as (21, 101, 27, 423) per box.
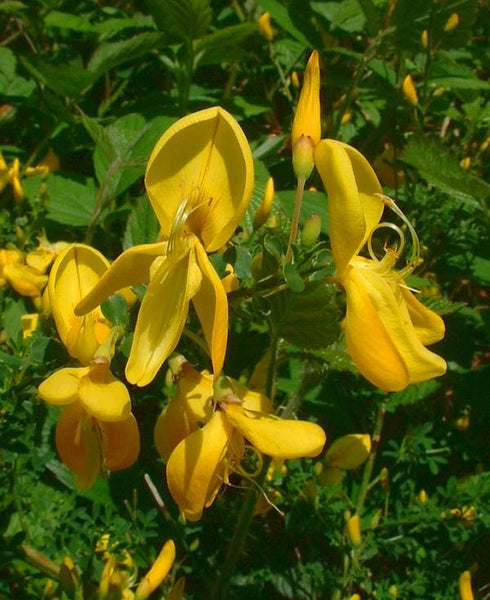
(283, 262, 305, 293)
(45, 174, 98, 226)
(44, 10, 98, 34)
(87, 32, 166, 79)
(270, 281, 340, 349)
(194, 23, 257, 66)
(148, 0, 212, 42)
(387, 380, 442, 413)
(19, 56, 94, 98)
(123, 196, 160, 249)
(401, 136, 490, 207)
(101, 294, 129, 326)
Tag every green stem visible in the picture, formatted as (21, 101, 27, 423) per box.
(286, 175, 306, 261)
(212, 331, 282, 599)
(356, 400, 386, 515)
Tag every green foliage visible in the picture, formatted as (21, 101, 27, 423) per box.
(1, 0, 489, 599)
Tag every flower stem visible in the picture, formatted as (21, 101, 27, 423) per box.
(286, 175, 306, 261)
(211, 330, 282, 600)
(356, 400, 386, 515)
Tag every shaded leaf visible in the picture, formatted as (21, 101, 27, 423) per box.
(123, 196, 160, 249)
(44, 174, 98, 226)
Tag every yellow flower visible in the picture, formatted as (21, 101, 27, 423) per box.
(21, 313, 39, 339)
(314, 139, 446, 391)
(154, 361, 326, 521)
(26, 234, 69, 274)
(49, 244, 113, 365)
(346, 513, 362, 546)
(1, 262, 48, 297)
(38, 359, 140, 489)
(0, 248, 23, 286)
(75, 107, 254, 386)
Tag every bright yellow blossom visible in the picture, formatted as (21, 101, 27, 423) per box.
(292, 51, 446, 391)
(458, 570, 474, 600)
(75, 107, 254, 386)
(154, 360, 326, 521)
(38, 358, 140, 489)
(50, 244, 113, 365)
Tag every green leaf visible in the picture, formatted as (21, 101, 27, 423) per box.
(101, 294, 129, 325)
(0, 1, 26, 14)
(87, 32, 166, 79)
(283, 262, 305, 293)
(44, 174, 98, 226)
(147, 0, 212, 42)
(258, 0, 311, 45)
(0, 48, 37, 98)
(386, 380, 442, 412)
(2, 299, 25, 346)
(277, 190, 329, 235)
(44, 10, 98, 34)
(123, 195, 160, 249)
(401, 136, 490, 208)
(311, 0, 367, 34)
(19, 56, 94, 98)
(270, 281, 340, 349)
(194, 23, 258, 66)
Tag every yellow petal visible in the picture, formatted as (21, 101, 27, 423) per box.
(325, 434, 371, 470)
(125, 246, 202, 386)
(3, 263, 48, 297)
(21, 313, 39, 338)
(145, 107, 254, 252)
(166, 411, 232, 521)
(55, 402, 101, 489)
(102, 414, 140, 471)
(135, 540, 176, 600)
(154, 399, 196, 462)
(49, 244, 111, 364)
(401, 287, 445, 345)
(192, 241, 228, 376)
(75, 242, 167, 316)
(38, 367, 87, 406)
(343, 260, 446, 391)
(79, 364, 131, 422)
(314, 139, 383, 275)
(291, 51, 321, 149)
(176, 362, 214, 423)
(221, 403, 326, 459)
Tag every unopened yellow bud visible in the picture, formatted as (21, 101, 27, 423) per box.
(346, 514, 362, 546)
(389, 585, 398, 597)
(349, 595, 361, 600)
(341, 110, 352, 125)
(291, 50, 321, 178)
(258, 12, 273, 41)
(301, 214, 321, 248)
(135, 540, 176, 600)
(370, 508, 383, 529)
(291, 71, 299, 88)
(254, 177, 275, 229)
(444, 12, 459, 32)
(460, 157, 471, 171)
(402, 74, 418, 106)
(458, 570, 474, 600)
(480, 136, 490, 152)
(421, 29, 429, 48)
(455, 415, 470, 431)
(418, 489, 428, 504)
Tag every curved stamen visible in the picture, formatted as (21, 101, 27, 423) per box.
(372, 194, 421, 278)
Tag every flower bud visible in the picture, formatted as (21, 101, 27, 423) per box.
(258, 12, 273, 41)
(254, 177, 274, 229)
(301, 214, 321, 248)
(458, 571, 474, 600)
(135, 540, 176, 600)
(402, 74, 418, 106)
(346, 514, 362, 546)
(444, 13, 459, 32)
(418, 489, 428, 504)
(421, 29, 428, 48)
